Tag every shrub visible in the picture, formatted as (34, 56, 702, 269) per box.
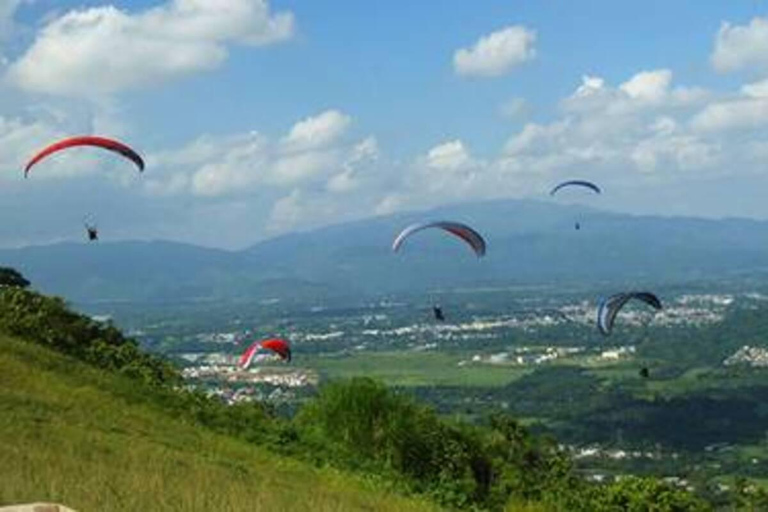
(0, 287, 178, 387)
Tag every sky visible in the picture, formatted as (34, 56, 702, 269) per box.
(3, 0, 768, 248)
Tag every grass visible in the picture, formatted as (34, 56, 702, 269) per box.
(504, 501, 551, 512)
(303, 351, 531, 387)
(0, 335, 439, 512)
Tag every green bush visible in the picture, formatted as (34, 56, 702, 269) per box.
(596, 476, 710, 511)
(0, 287, 178, 387)
(294, 378, 579, 509)
(0, 267, 30, 288)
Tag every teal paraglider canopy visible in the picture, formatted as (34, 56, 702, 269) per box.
(597, 291, 662, 336)
(550, 180, 601, 196)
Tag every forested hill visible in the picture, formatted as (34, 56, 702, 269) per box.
(0, 285, 720, 511)
(2, 199, 768, 302)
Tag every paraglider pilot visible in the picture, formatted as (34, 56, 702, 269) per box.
(85, 223, 98, 242)
(433, 305, 445, 322)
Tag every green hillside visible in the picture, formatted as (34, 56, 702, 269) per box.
(0, 285, 735, 511)
(0, 335, 437, 512)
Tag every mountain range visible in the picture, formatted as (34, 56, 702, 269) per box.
(2, 199, 767, 304)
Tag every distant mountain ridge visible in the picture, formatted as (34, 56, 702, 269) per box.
(2, 199, 768, 303)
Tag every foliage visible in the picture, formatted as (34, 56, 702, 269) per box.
(295, 378, 606, 510)
(0, 267, 29, 288)
(0, 287, 178, 387)
(591, 476, 711, 511)
(730, 477, 768, 511)
(296, 378, 494, 507)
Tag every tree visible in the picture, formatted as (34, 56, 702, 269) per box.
(0, 267, 30, 288)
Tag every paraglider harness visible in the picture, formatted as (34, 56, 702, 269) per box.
(82, 213, 99, 241)
(433, 305, 445, 322)
(85, 223, 98, 241)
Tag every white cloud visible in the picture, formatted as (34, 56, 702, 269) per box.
(326, 136, 379, 193)
(690, 97, 768, 132)
(267, 187, 363, 234)
(619, 69, 672, 102)
(281, 110, 351, 151)
(374, 193, 405, 216)
(453, 25, 536, 77)
(385, 70, 729, 214)
(712, 17, 768, 73)
(325, 168, 357, 194)
(349, 136, 379, 163)
(7, 0, 294, 96)
(184, 132, 268, 196)
(269, 150, 338, 186)
(741, 78, 768, 98)
(373, 69, 767, 221)
(504, 120, 570, 155)
(572, 75, 606, 98)
(688, 78, 768, 132)
(268, 189, 305, 233)
(500, 73, 726, 182)
(144, 172, 189, 196)
(148, 109, 367, 197)
(631, 132, 719, 173)
(650, 116, 678, 135)
(0, 116, 56, 181)
(133, 112, 387, 240)
(397, 139, 488, 205)
(141, 65, 768, 236)
(564, 70, 705, 116)
(425, 140, 471, 170)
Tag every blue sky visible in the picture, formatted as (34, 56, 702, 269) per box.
(3, 1, 768, 248)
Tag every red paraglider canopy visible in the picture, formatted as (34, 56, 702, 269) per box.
(24, 136, 145, 177)
(239, 338, 292, 369)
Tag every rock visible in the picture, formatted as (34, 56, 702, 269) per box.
(0, 504, 77, 512)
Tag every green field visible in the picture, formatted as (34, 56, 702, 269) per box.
(0, 335, 439, 512)
(303, 351, 531, 387)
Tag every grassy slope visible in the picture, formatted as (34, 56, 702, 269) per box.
(0, 335, 438, 512)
